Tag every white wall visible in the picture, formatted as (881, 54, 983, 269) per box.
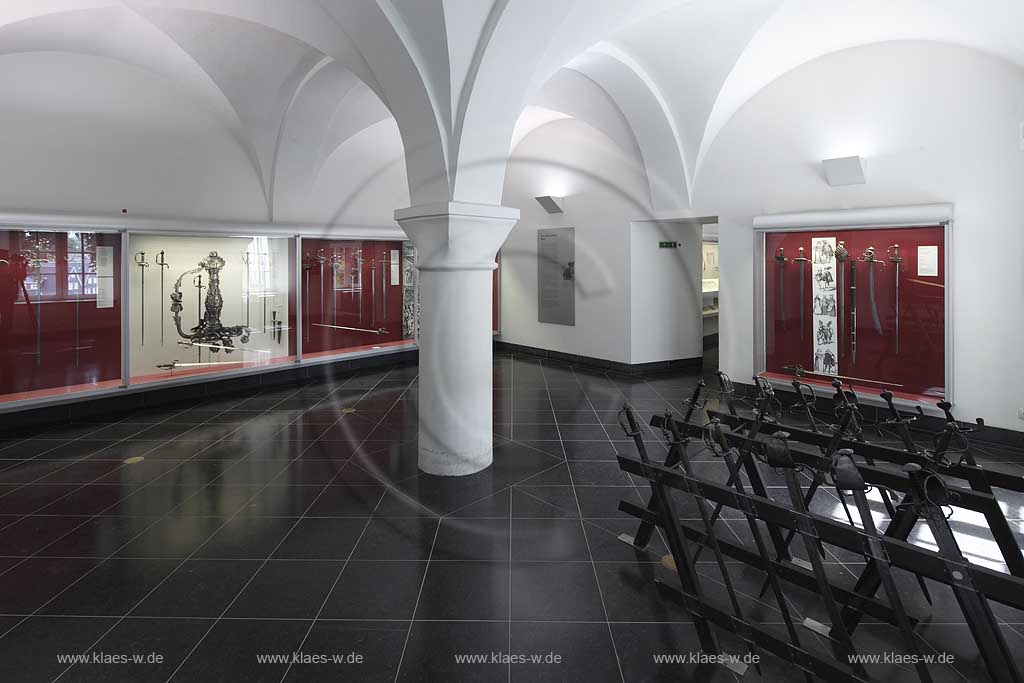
(500, 118, 651, 364)
(697, 42, 1024, 429)
(629, 220, 703, 364)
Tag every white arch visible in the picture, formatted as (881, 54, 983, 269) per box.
(567, 44, 689, 212)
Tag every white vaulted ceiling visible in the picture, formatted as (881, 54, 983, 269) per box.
(0, 0, 1020, 223)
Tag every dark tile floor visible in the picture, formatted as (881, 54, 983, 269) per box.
(0, 351, 1022, 682)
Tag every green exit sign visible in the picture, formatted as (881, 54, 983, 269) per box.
(659, 241, 680, 248)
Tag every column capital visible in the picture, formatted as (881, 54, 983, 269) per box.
(395, 202, 519, 271)
(394, 201, 520, 223)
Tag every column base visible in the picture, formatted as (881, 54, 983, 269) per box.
(418, 442, 493, 477)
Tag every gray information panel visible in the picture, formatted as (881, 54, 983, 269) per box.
(537, 227, 575, 326)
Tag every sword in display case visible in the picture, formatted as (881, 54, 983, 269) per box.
(793, 246, 810, 339)
(887, 244, 903, 354)
(859, 246, 885, 336)
(774, 247, 787, 330)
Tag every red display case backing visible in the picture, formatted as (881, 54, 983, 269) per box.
(764, 225, 945, 400)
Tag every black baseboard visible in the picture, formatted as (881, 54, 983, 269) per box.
(0, 349, 418, 436)
(494, 341, 702, 376)
(729, 378, 1024, 450)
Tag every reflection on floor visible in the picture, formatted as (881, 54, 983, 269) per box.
(0, 351, 1022, 682)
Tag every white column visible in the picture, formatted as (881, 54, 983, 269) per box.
(395, 202, 519, 476)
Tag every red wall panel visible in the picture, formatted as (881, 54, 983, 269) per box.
(764, 226, 945, 399)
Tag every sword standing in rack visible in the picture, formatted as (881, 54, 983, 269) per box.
(859, 246, 885, 336)
(793, 246, 810, 339)
(835, 241, 848, 358)
(134, 251, 149, 346)
(774, 247, 787, 330)
(887, 244, 903, 354)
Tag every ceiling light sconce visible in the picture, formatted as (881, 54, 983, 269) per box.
(822, 156, 866, 187)
(535, 195, 564, 214)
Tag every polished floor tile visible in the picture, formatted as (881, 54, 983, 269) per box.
(0, 355, 1018, 682)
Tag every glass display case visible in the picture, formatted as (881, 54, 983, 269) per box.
(763, 225, 946, 400)
(0, 228, 123, 401)
(129, 233, 296, 384)
(298, 238, 413, 359)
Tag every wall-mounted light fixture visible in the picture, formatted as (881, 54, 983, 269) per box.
(535, 196, 564, 214)
(822, 156, 866, 186)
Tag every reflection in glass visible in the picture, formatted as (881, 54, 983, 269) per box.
(300, 238, 414, 359)
(129, 233, 296, 384)
(0, 229, 122, 402)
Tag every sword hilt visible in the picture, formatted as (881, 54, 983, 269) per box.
(774, 246, 787, 263)
(835, 240, 849, 262)
(858, 245, 886, 265)
(887, 243, 903, 263)
(134, 251, 149, 268)
(792, 246, 809, 263)
(155, 250, 169, 269)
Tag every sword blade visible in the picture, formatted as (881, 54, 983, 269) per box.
(778, 263, 786, 329)
(837, 268, 845, 356)
(868, 265, 884, 335)
(798, 266, 805, 339)
(850, 262, 857, 365)
(894, 263, 900, 354)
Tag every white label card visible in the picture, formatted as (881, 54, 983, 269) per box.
(390, 249, 400, 285)
(95, 275, 114, 309)
(95, 246, 114, 276)
(918, 245, 938, 277)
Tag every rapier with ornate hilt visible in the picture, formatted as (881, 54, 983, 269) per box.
(792, 246, 810, 340)
(155, 251, 170, 345)
(859, 246, 885, 336)
(134, 251, 149, 346)
(887, 244, 903, 354)
(774, 247, 787, 330)
(169, 251, 251, 353)
(835, 241, 848, 359)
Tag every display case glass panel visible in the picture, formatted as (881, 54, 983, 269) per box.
(299, 238, 414, 359)
(763, 226, 945, 401)
(129, 233, 296, 384)
(0, 229, 123, 402)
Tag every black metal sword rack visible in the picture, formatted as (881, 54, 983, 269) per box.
(616, 406, 1024, 682)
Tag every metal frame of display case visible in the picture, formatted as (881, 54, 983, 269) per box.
(751, 204, 953, 416)
(0, 213, 415, 415)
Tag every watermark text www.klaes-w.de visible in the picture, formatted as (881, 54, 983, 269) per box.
(255, 652, 365, 665)
(454, 651, 563, 665)
(849, 652, 955, 665)
(56, 652, 165, 665)
(652, 652, 760, 666)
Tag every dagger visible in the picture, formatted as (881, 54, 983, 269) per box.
(835, 241, 848, 360)
(793, 247, 810, 340)
(774, 247, 787, 330)
(859, 246, 886, 336)
(887, 244, 902, 354)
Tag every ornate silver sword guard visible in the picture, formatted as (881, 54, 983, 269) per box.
(169, 251, 251, 352)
